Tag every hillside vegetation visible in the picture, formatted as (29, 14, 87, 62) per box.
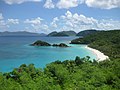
(76, 29, 98, 36)
(0, 56, 120, 90)
(71, 30, 120, 59)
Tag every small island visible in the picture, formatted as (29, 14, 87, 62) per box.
(52, 43, 69, 47)
(30, 40, 51, 46)
(30, 40, 69, 47)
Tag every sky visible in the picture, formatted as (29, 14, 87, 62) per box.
(0, 0, 120, 33)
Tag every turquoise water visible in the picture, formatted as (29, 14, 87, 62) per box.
(0, 36, 96, 72)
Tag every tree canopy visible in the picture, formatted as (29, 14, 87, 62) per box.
(0, 56, 120, 90)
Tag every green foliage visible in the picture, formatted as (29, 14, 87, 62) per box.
(0, 56, 120, 90)
(75, 56, 83, 65)
(76, 29, 98, 36)
(71, 30, 120, 59)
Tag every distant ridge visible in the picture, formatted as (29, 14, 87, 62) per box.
(0, 31, 46, 36)
(47, 31, 77, 37)
(1, 29, 114, 37)
(76, 29, 99, 37)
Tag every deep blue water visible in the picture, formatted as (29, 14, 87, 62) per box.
(0, 36, 96, 72)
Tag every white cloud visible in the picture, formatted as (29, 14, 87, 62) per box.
(97, 19, 120, 30)
(56, 0, 120, 9)
(24, 17, 49, 32)
(0, 13, 20, 31)
(31, 23, 49, 32)
(50, 17, 59, 28)
(0, 13, 9, 30)
(85, 0, 120, 9)
(44, 0, 55, 9)
(48, 11, 120, 32)
(0, 20, 8, 30)
(0, 11, 120, 33)
(3, 0, 120, 9)
(8, 19, 19, 24)
(42, 24, 49, 30)
(49, 11, 98, 32)
(3, 0, 41, 5)
(24, 17, 43, 24)
(65, 11, 72, 19)
(56, 0, 81, 9)
(45, 0, 120, 9)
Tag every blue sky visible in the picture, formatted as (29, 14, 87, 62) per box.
(0, 0, 120, 33)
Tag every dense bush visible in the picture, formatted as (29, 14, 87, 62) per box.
(0, 56, 120, 90)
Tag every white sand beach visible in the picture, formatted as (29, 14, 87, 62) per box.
(85, 46, 109, 61)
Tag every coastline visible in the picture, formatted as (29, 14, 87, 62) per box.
(85, 45, 109, 61)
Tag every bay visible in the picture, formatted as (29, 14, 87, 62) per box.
(0, 36, 96, 72)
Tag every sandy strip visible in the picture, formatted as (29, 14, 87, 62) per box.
(85, 45, 109, 61)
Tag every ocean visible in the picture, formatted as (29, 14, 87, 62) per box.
(0, 36, 97, 72)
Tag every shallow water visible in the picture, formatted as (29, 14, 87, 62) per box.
(0, 36, 96, 72)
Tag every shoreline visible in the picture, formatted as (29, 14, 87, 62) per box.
(85, 45, 109, 61)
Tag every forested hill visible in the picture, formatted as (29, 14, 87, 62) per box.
(47, 31, 76, 36)
(71, 30, 120, 59)
(76, 29, 98, 37)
